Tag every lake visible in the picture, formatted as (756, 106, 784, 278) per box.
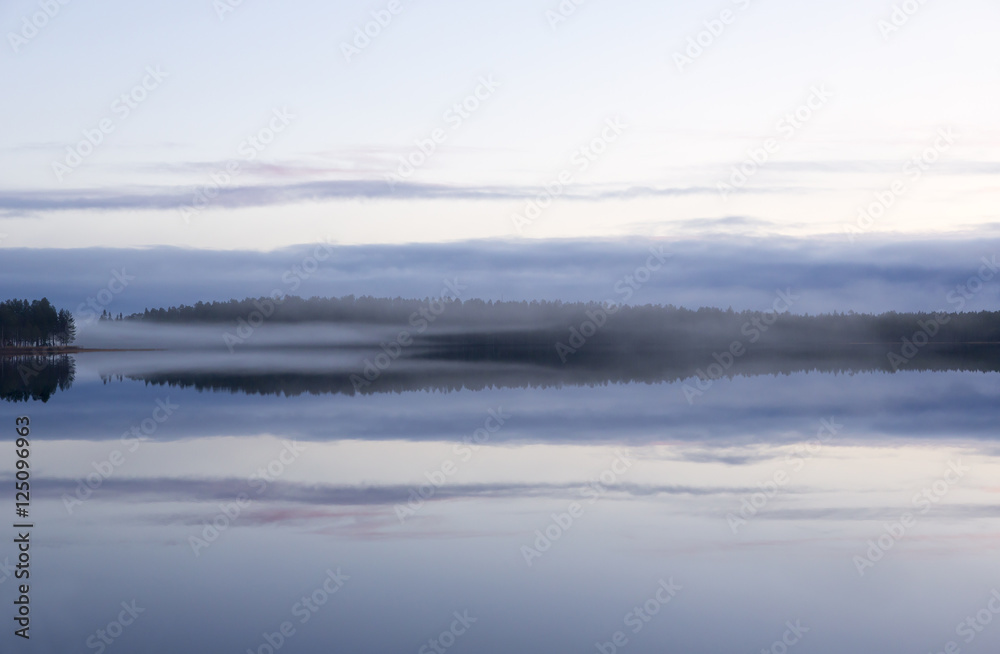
(4, 346, 1000, 653)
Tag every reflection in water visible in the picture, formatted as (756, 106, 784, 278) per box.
(0, 354, 74, 402)
(5, 345, 1000, 653)
(104, 343, 1000, 398)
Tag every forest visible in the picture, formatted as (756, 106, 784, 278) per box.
(124, 295, 1000, 348)
(0, 298, 76, 348)
(2, 294, 998, 402)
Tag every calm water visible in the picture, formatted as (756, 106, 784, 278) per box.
(3, 350, 1000, 653)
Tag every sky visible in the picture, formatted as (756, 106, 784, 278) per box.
(1, 0, 999, 253)
(2, 236, 1000, 318)
(5, 6, 1000, 650)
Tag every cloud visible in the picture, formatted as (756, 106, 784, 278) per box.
(25, 476, 771, 508)
(2, 235, 997, 316)
(736, 504, 1000, 522)
(0, 180, 758, 214)
(1, 154, 996, 214)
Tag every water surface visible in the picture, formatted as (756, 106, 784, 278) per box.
(3, 350, 1000, 653)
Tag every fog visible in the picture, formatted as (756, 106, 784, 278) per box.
(75, 320, 397, 352)
(3, 236, 998, 320)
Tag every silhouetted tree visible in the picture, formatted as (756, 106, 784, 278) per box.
(0, 299, 76, 348)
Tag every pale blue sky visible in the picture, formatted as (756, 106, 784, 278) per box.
(1, 0, 998, 248)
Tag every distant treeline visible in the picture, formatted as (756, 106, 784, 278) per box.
(127, 295, 489, 325)
(0, 298, 76, 348)
(125, 295, 1000, 347)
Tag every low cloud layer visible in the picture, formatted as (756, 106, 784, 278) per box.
(1, 235, 997, 316)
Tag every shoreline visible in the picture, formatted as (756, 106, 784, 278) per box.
(0, 346, 163, 356)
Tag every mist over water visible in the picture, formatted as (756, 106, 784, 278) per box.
(5, 344, 1000, 653)
(4, 0, 999, 647)
(4, 271, 994, 651)
(4, 294, 1000, 652)
(75, 320, 393, 352)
